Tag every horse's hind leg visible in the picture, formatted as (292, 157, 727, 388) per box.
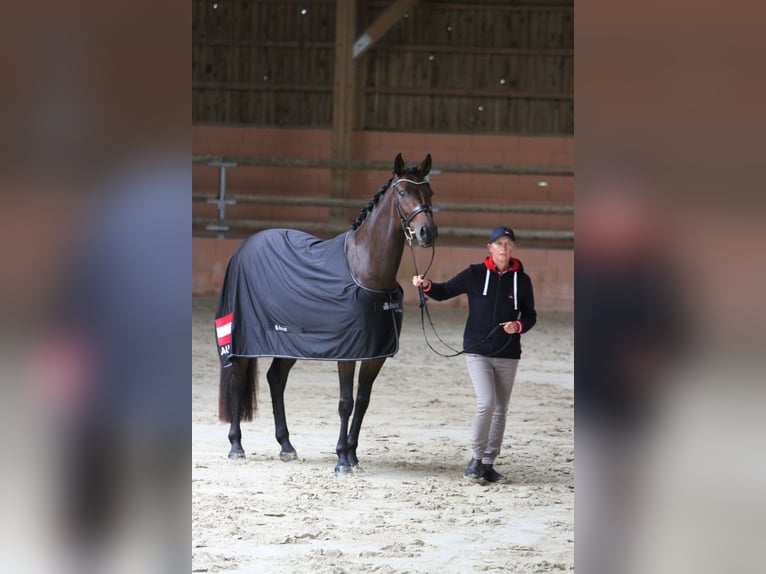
(219, 357, 257, 459)
(267, 358, 298, 461)
(346, 358, 386, 469)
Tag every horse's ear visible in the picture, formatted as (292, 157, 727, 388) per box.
(394, 153, 405, 176)
(420, 154, 432, 176)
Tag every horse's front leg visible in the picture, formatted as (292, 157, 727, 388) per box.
(267, 358, 298, 461)
(346, 358, 385, 469)
(335, 361, 357, 474)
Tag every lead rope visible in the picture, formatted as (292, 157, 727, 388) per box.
(406, 242, 511, 358)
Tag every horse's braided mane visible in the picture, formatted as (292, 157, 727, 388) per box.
(350, 165, 420, 230)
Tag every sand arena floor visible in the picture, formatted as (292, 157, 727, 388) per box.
(193, 297, 573, 573)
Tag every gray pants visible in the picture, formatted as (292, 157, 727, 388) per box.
(465, 354, 520, 465)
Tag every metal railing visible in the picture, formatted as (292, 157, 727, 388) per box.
(192, 157, 573, 244)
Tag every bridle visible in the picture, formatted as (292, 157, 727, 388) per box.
(392, 177, 433, 246)
(390, 174, 512, 358)
(393, 177, 513, 358)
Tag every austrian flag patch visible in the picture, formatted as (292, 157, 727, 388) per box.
(215, 312, 233, 346)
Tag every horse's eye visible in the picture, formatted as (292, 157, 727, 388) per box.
(398, 189, 407, 197)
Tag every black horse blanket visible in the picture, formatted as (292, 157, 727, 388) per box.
(215, 229, 403, 366)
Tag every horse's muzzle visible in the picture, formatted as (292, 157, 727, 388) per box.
(418, 224, 438, 247)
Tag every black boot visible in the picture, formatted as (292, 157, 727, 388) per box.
(464, 458, 482, 479)
(482, 463, 506, 483)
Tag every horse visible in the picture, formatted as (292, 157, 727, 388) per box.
(215, 153, 437, 474)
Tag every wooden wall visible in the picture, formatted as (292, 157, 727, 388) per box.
(191, 125, 574, 312)
(192, 1, 573, 135)
(192, 126, 574, 247)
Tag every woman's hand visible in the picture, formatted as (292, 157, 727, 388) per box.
(412, 275, 428, 288)
(500, 321, 520, 334)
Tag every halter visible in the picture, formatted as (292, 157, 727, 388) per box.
(392, 177, 433, 245)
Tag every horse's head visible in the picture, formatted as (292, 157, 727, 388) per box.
(392, 153, 438, 248)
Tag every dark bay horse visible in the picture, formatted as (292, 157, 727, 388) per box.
(216, 153, 437, 473)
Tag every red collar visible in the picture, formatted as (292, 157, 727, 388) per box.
(484, 256, 519, 274)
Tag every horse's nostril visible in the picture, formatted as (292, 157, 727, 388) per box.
(418, 226, 437, 246)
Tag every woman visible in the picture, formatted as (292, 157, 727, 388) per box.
(412, 226, 537, 482)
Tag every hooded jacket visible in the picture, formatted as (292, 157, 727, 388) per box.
(423, 256, 536, 359)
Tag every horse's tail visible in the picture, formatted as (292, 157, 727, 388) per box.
(218, 357, 258, 422)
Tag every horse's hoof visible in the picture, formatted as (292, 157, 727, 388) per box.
(279, 450, 298, 462)
(352, 464, 365, 473)
(228, 450, 246, 460)
(334, 464, 353, 475)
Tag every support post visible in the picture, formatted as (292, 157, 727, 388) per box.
(330, 0, 357, 224)
(206, 161, 237, 238)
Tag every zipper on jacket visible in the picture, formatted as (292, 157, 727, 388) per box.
(489, 272, 504, 353)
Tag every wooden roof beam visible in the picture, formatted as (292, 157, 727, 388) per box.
(353, 0, 419, 59)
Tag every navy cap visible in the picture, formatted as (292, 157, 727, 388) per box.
(488, 226, 515, 243)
